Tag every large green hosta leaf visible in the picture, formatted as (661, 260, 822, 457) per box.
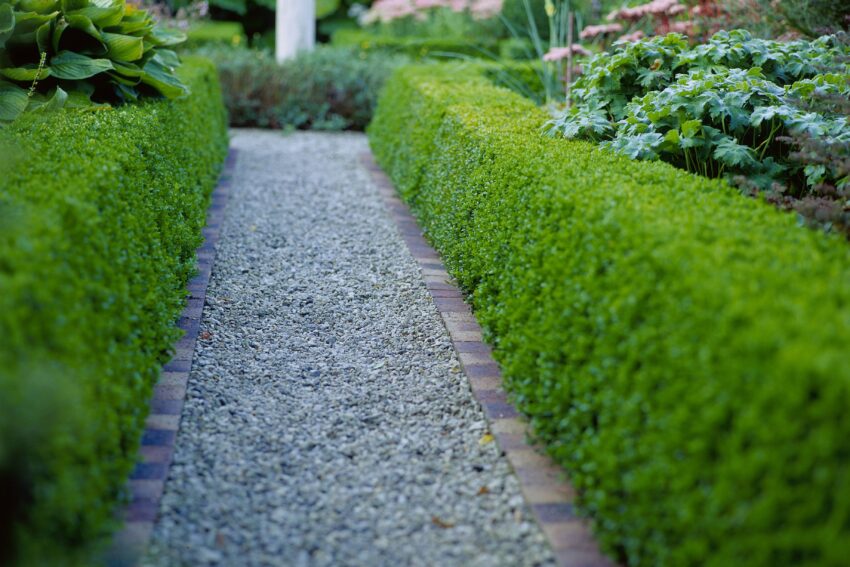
(7, 10, 58, 45)
(0, 66, 51, 81)
(66, 3, 123, 27)
(50, 50, 113, 79)
(0, 4, 14, 49)
(18, 0, 60, 13)
(140, 54, 187, 99)
(0, 82, 29, 121)
(28, 85, 68, 112)
(102, 32, 143, 61)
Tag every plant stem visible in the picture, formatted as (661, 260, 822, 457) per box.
(566, 10, 573, 107)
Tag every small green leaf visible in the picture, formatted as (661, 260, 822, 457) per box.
(681, 119, 702, 139)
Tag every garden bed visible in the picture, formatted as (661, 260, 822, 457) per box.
(0, 57, 228, 566)
(369, 63, 850, 566)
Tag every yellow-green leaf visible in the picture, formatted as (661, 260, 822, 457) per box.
(0, 81, 29, 121)
(0, 66, 51, 81)
(102, 32, 143, 61)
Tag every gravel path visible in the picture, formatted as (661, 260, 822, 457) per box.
(146, 130, 555, 567)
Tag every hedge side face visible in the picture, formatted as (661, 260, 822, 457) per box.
(368, 65, 850, 566)
(0, 57, 228, 565)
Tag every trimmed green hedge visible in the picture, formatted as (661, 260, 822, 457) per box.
(184, 21, 248, 49)
(331, 29, 499, 59)
(0, 57, 228, 566)
(191, 45, 408, 130)
(368, 64, 850, 566)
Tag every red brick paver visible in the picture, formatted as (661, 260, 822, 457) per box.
(105, 150, 238, 567)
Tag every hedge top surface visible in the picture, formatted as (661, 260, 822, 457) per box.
(368, 63, 850, 566)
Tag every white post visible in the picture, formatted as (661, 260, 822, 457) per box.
(276, 0, 316, 62)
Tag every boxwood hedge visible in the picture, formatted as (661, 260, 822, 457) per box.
(332, 28, 499, 59)
(368, 64, 850, 566)
(0, 57, 227, 566)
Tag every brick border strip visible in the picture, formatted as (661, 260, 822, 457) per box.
(360, 152, 615, 567)
(105, 149, 238, 567)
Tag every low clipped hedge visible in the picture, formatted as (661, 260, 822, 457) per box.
(0, 57, 228, 566)
(331, 28, 499, 59)
(184, 21, 247, 49)
(368, 64, 850, 566)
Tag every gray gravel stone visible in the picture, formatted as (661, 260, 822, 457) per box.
(145, 130, 555, 567)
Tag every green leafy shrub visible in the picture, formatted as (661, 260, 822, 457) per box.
(0, 0, 189, 122)
(0, 56, 227, 566)
(605, 69, 850, 187)
(556, 30, 848, 127)
(369, 63, 850, 566)
(332, 28, 498, 59)
(551, 30, 850, 230)
(194, 44, 409, 129)
(184, 20, 246, 49)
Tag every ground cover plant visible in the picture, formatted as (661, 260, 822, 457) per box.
(0, 0, 191, 122)
(369, 63, 850, 566)
(550, 30, 850, 235)
(194, 43, 409, 129)
(0, 56, 227, 566)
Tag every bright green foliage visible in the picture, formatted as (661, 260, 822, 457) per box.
(0, 0, 188, 122)
(551, 30, 850, 192)
(556, 30, 849, 127)
(606, 68, 850, 190)
(0, 57, 227, 566)
(183, 20, 246, 49)
(369, 64, 850, 566)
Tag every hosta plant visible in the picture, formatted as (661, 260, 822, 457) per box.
(0, 0, 188, 122)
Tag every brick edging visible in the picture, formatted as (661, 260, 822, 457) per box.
(360, 152, 615, 567)
(105, 149, 238, 567)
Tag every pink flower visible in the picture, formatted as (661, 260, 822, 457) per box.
(668, 20, 693, 33)
(579, 23, 623, 39)
(542, 44, 591, 61)
(615, 30, 646, 42)
(470, 0, 502, 19)
(608, 0, 685, 21)
(413, 0, 451, 9)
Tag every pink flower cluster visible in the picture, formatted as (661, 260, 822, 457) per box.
(579, 23, 623, 39)
(542, 44, 592, 61)
(363, 0, 502, 24)
(606, 0, 685, 21)
(615, 30, 646, 42)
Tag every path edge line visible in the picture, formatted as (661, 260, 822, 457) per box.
(105, 148, 238, 567)
(360, 151, 616, 567)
